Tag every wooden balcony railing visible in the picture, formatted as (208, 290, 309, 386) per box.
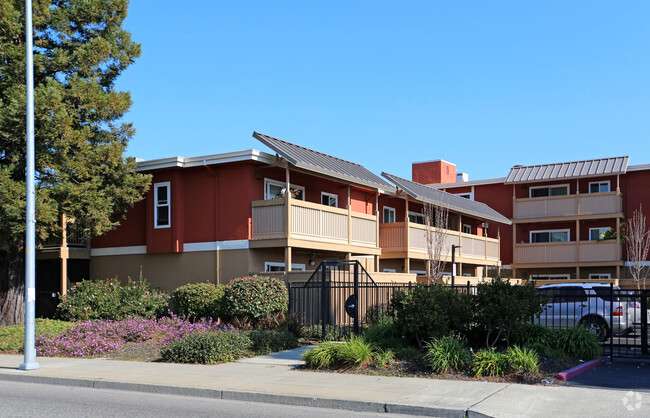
(513, 192, 621, 219)
(514, 240, 620, 264)
(379, 222, 500, 263)
(251, 198, 377, 248)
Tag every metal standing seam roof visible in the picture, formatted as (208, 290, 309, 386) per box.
(253, 132, 395, 192)
(505, 156, 629, 184)
(381, 172, 512, 225)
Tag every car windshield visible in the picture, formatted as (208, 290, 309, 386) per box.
(592, 287, 620, 302)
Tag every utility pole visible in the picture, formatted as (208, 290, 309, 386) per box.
(451, 245, 461, 288)
(20, 0, 39, 371)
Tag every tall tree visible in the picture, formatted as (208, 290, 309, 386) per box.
(423, 201, 449, 283)
(626, 205, 650, 290)
(0, 0, 150, 325)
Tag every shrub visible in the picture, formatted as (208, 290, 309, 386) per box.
(424, 336, 471, 374)
(0, 319, 72, 352)
(246, 329, 298, 356)
(473, 277, 545, 348)
(506, 345, 539, 374)
(170, 282, 224, 321)
(160, 331, 252, 364)
(389, 284, 474, 346)
(302, 324, 351, 341)
(553, 326, 601, 360)
(472, 348, 508, 377)
(365, 303, 391, 326)
(363, 318, 406, 352)
(55, 277, 168, 321)
(511, 324, 555, 349)
(221, 275, 288, 326)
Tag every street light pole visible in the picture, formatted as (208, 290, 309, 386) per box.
(20, 0, 39, 371)
(451, 245, 461, 288)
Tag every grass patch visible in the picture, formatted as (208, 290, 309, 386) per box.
(0, 319, 72, 352)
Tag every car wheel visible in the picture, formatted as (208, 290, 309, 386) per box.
(579, 317, 609, 342)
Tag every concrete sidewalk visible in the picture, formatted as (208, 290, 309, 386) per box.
(0, 350, 647, 417)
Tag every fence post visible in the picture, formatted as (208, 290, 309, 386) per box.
(321, 263, 327, 340)
(288, 282, 292, 316)
(609, 283, 614, 363)
(353, 262, 359, 335)
(467, 281, 470, 295)
(642, 290, 648, 356)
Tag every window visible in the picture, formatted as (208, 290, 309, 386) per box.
(154, 182, 170, 228)
(462, 224, 472, 234)
(530, 229, 570, 243)
(529, 185, 569, 198)
(408, 211, 425, 225)
(264, 178, 304, 200)
(531, 274, 570, 281)
(589, 181, 610, 193)
(264, 262, 306, 272)
(383, 206, 396, 223)
(457, 192, 474, 200)
(589, 273, 611, 279)
(382, 268, 397, 273)
(321, 192, 338, 207)
(411, 270, 427, 276)
(589, 227, 611, 241)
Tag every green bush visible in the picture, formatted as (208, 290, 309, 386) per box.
(424, 336, 471, 374)
(302, 337, 377, 369)
(506, 345, 539, 374)
(221, 275, 288, 325)
(0, 319, 72, 352)
(553, 326, 601, 360)
(338, 336, 375, 366)
(365, 303, 391, 326)
(389, 284, 474, 346)
(170, 282, 224, 321)
(55, 277, 168, 321)
(246, 329, 298, 356)
(511, 324, 555, 349)
(160, 331, 252, 364)
(363, 318, 407, 353)
(472, 348, 508, 377)
(474, 277, 545, 348)
(372, 348, 396, 367)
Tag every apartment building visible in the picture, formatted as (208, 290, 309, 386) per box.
(427, 157, 650, 287)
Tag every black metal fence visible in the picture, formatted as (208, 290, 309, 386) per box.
(288, 264, 650, 359)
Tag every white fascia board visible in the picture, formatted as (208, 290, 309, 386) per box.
(627, 164, 650, 172)
(183, 240, 250, 252)
(135, 149, 276, 172)
(91, 246, 147, 257)
(429, 177, 507, 189)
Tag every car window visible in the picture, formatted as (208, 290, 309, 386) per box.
(592, 287, 620, 302)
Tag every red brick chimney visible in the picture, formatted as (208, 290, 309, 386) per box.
(412, 160, 456, 184)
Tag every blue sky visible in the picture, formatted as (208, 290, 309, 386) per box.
(116, 1, 650, 181)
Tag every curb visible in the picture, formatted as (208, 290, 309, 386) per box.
(556, 358, 602, 381)
(0, 372, 466, 417)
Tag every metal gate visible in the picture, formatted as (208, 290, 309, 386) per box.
(288, 260, 401, 340)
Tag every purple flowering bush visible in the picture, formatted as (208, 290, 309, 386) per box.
(36, 315, 236, 357)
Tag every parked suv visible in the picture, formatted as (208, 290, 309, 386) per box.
(535, 283, 631, 341)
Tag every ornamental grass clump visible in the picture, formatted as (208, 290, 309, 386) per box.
(424, 336, 471, 374)
(505, 345, 540, 374)
(472, 348, 508, 377)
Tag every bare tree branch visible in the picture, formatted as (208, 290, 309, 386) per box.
(626, 204, 650, 289)
(423, 201, 449, 283)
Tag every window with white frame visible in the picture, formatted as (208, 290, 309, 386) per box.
(530, 229, 570, 243)
(589, 227, 611, 241)
(589, 181, 610, 193)
(458, 192, 474, 200)
(589, 273, 611, 279)
(382, 268, 397, 273)
(408, 211, 425, 225)
(529, 184, 569, 198)
(321, 192, 338, 207)
(462, 224, 472, 234)
(154, 182, 171, 228)
(264, 262, 306, 272)
(410, 270, 427, 276)
(383, 206, 396, 223)
(264, 178, 305, 200)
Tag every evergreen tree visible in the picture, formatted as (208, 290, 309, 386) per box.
(0, 0, 150, 325)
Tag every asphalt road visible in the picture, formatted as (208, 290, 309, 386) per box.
(566, 359, 650, 392)
(0, 381, 413, 418)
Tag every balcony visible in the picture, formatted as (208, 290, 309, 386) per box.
(251, 198, 378, 252)
(513, 192, 622, 221)
(514, 240, 620, 265)
(379, 222, 500, 264)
